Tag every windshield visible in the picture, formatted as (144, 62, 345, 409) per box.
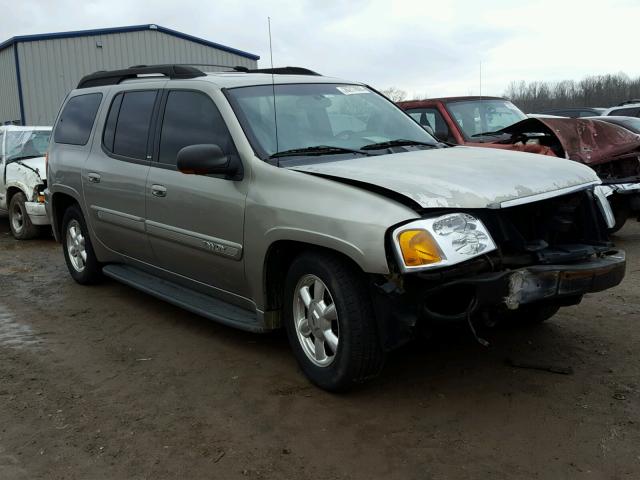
(227, 83, 437, 157)
(6, 130, 51, 161)
(446, 99, 527, 138)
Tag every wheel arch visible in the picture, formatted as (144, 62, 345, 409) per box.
(6, 185, 26, 207)
(261, 239, 372, 328)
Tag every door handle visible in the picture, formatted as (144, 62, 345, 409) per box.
(87, 173, 101, 184)
(151, 184, 167, 198)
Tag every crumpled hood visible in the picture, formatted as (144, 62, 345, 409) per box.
(9, 156, 46, 180)
(287, 147, 600, 209)
(501, 117, 640, 165)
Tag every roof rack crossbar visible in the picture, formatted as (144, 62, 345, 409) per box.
(77, 64, 206, 88)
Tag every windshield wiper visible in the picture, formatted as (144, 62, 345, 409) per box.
(360, 139, 437, 150)
(269, 145, 369, 159)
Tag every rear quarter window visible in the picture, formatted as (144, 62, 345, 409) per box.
(54, 93, 103, 145)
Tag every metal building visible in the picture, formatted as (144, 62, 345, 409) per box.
(0, 24, 260, 126)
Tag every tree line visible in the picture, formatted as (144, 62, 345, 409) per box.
(503, 73, 640, 112)
(382, 73, 640, 112)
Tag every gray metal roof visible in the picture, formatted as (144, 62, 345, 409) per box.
(0, 24, 259, 61)
(200, 72, 358, 88)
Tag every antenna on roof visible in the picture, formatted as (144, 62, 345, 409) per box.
(268, 17, 280, 157)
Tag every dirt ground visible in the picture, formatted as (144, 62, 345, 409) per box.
(0, 215, 638, 480)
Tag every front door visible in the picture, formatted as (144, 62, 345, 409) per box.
(145, 89, 248, 298)
(83, 88, 160, 262)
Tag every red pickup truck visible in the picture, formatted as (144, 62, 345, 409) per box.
(398, 96, 640, 231)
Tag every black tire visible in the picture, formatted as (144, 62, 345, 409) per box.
(61, 204, 103, 285)
(511, 303, 561, 325)
(283, 251, 384, 392)
(8, 192, 41, 240)
(608, 197, 629, 234)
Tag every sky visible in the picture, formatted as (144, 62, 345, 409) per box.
(1, 0, 639, 98)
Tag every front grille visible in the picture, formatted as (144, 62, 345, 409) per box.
(478, 189, 610, 266)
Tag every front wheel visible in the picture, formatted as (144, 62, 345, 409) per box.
(9, 192, 41, 240)
(284, 252, 384, 392)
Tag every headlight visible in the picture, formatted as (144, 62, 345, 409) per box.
(392, 213, 497, 272)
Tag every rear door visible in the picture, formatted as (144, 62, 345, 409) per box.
(82, 87, 161, 262)
(145, 89, 249, 298)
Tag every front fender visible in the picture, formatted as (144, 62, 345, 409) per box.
(4, 164, 44, 203)
(263, 226, 370, 271)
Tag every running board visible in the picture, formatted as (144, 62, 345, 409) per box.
(102, 264, 265, 333)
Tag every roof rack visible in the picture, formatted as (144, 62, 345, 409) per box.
(77, 64, 207, 88)
(617, 99, 640, 106)
(233, 66, 321, 76)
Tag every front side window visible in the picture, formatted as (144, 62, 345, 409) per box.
(227, 83, 436, 158)
(446, 99, 527, 138)
(158, 91, 235, 166)
(103, 90, 157, 160)
(6, 130, 51, 161)
(54, 93, 103, 145)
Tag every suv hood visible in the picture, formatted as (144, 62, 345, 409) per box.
(7, 156, 46, 180)
(287, 147, 599, 209)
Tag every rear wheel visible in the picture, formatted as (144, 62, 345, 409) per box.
(283, 251, 384, 392)
(9, 192, 41, 240)
(61, 204, 103, 285)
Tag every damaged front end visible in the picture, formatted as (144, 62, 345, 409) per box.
(485, 117, 640, 231)
(373, 188, 626, 350)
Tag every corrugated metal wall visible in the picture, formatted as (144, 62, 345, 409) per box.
(0, 46, 21, 124)
(14, 29, 257, 125)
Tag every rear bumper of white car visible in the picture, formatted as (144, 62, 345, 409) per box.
(25, 201, 50, 225)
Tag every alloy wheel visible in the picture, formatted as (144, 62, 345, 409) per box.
(293, 274, 340, 367)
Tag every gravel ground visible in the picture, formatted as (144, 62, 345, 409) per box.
(0, 215, 638, 479)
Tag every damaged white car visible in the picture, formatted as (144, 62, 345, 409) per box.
(0, 126, 52, 239)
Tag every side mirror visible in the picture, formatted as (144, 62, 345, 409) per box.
(177, 144, 237, 177)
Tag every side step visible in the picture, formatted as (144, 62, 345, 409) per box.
(102, 264, 265, 333)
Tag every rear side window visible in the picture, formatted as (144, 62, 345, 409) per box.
(158, 91, 234, 166)
(54, 93, 103, 145)
(103, 90, 157, 160)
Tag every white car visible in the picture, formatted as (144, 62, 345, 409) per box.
(0, 125, 52, 239)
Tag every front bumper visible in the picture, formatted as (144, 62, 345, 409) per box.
(373, 250, 625, 351)
(429, 249, 626, 312)
(25, 201, 50, 226)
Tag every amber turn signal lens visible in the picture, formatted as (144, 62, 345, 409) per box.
(397, 229, 442, 267)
